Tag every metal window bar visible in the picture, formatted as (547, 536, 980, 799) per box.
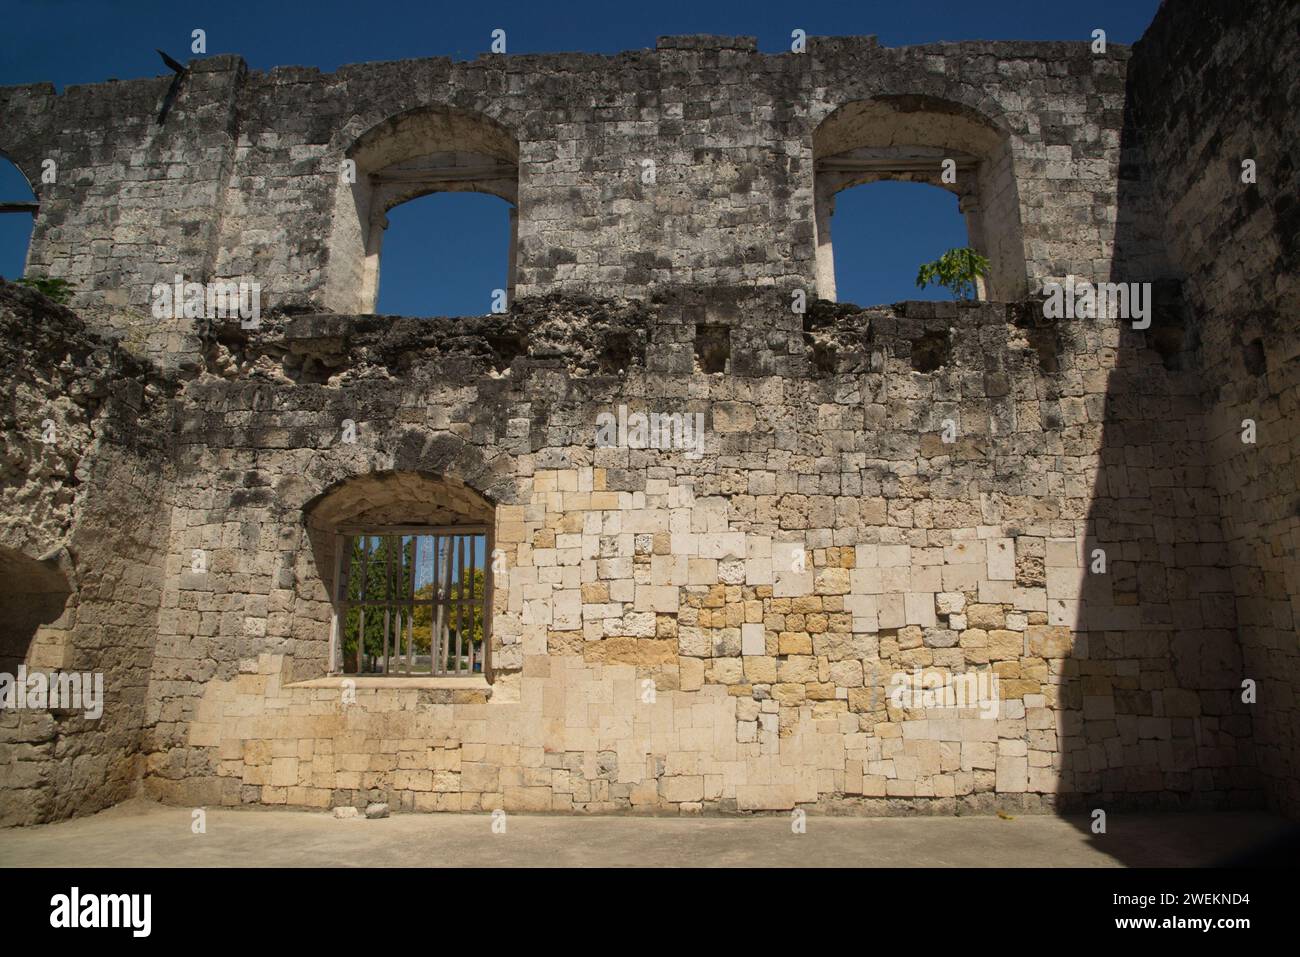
(333, 527, 489, 677)
(357, 536, 370, 673)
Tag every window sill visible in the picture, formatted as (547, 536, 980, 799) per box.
(286, 675, 492, 692)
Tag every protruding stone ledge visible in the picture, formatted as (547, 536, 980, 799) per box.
(284, 674, 493, 704)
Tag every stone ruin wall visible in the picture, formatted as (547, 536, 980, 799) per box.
(1, 1, 1296, 824)
(0, 34, 1135, 367)
(138, 290, 1256, 816)
(0, 284, 174, 824)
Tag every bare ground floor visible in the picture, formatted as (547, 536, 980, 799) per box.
(0, 798, 1290, 867)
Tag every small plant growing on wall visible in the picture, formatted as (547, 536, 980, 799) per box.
(915, 248, 989, 301)
(15, 274, 74, 304)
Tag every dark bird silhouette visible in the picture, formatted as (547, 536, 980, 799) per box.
(156, 49, 186, 74)
(155, 49, 188, 125)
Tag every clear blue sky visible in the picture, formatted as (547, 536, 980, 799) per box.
(0, 0, 1161, 313)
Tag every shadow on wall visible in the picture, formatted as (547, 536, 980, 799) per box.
(0, 546, 73, 674)
(1050, 71, 1263, 865)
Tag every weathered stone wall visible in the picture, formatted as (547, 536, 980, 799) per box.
(1125, 0, 1300, 816)
(2, 8, 1296, 824)
(1, 35, 1136, 361)
(0, 282, 174, 825)
(0, 62, 246, 368)
(139, 290, 1259, 814)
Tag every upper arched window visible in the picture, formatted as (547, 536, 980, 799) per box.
(827, 180, 972, 306)
(0, 154, 37, 282)
(812, 95, 1026, 303)
(325, 106, 519, 316)
(376, 191, 514, 316)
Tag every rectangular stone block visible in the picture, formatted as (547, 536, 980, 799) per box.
(986, 538, 1015, 580)
(904, 592, 936, 627)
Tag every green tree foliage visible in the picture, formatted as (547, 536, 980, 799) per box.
(915, 247, 990, 301)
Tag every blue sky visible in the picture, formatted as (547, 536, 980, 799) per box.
(0, 0, 1161, 312)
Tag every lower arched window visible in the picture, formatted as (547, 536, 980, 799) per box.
(334, 528, 490, 676)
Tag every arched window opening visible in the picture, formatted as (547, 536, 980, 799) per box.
(375, 191, 514, 317)
(304, 472, 496, 679)
(0, 156, 37, 283)
(326, 106, 519, 316)
(828, 180, 972, 306)
(813, 96, 1026, 303)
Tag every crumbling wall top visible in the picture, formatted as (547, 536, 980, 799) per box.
(656, 35, 758, 51)
(1, 33, 1142, 358)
